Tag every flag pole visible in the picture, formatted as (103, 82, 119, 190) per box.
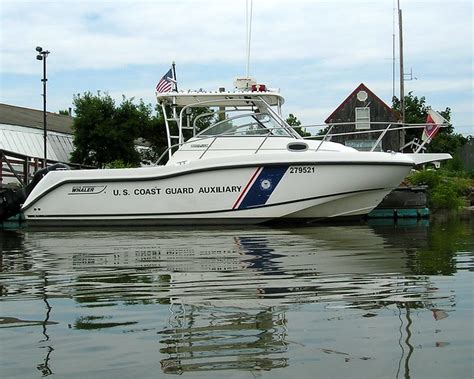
(172, 61, 177, 91)
(169, 62, 178, 137)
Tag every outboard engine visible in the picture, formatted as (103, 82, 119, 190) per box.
(0, 163, 69, 222)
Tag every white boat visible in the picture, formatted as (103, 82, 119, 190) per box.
(19, 85, 450, 226)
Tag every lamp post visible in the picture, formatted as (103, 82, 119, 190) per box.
(36, 46, 50, 167)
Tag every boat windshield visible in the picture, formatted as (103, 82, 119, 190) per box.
(197, 112, 291, 137)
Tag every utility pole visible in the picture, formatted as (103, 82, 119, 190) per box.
(36, 46, 50, 167)
(398, 1, 406, 147)
(392, 1, 396, 100)
(398, 2, 405, 124)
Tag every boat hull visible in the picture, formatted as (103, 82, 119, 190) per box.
(22, 157, 413, 226)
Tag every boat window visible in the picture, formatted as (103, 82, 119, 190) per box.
(197, 112, 290, 137)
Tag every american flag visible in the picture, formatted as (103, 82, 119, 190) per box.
(156, 68, 174, 93)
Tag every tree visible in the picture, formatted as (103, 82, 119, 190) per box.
(70, 91, 217, 168)
(139, 104, 168, 164)
(392, 92, 466, 159)
(286, 113, 310, 137)
(71, 92, 143, 168)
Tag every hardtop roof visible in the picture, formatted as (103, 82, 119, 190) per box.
(156, 91, 285, 107)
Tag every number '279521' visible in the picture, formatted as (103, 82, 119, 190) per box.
(289, 166, 315, 174)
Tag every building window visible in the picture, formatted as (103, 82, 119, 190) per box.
(355, 107, 370, 130)
(345, 139, 381, 151)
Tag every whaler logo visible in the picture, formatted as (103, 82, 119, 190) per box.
(69, 185, 107, 195)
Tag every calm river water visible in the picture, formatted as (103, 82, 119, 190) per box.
(1, 218, 473, 378)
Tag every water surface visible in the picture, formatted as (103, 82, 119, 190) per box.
(1, 219, 473, 378)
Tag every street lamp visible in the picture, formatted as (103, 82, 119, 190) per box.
(36, 46, 50, 167)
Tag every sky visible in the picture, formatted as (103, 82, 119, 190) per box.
(0, 0, 473, 136)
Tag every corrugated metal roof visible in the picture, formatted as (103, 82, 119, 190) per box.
(0, 103, 73, 134)
(0, 124, 74, 162)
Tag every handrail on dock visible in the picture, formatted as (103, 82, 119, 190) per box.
(0, 149, 94, 187)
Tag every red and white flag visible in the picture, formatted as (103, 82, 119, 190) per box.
(422, 109, 445, 142)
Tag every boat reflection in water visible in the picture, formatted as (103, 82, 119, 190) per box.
(0, 222, 461, 376)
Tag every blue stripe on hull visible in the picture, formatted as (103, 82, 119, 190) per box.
(238, 166, 288, 209)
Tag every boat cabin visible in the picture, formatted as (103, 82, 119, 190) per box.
(156, 90, 307, 163)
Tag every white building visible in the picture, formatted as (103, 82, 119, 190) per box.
(0, 103, 74, 163)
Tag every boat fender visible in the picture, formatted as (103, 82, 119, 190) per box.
(287, 142, 308, 152)
(0, 163, 70, 222)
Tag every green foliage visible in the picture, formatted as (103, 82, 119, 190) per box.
(408, 169, 470, 210)
(286, 113, 310, 137)
(181, 106, 215, 141)
(70, 91, 216, 168)
(71, 92, 154, 168)
(188, 107, 216, 132)
(104, 160, 139, 169)
(136, 103, 168, 164)
(392, 92, 467, 158)
(317, 125, 331, 136)
(286, 113, 301, 127)
(426, 131, 467, 159)
(392, 92, 449, 125)
(409, 169, 441, 188)
(429, 182, 465, 210)
(58, 109, 70, 116)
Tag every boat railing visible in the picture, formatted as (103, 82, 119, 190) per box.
(302, 122, 449, 153)
(155, 122, 448, 165)
(155, 128, 288, 165)
(154, 121, 448, 165)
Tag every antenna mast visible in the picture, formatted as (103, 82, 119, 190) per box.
(246, 0, 253, 78)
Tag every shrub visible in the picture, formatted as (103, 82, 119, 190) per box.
(408, 169, 470, 210)
(430, 182, 465, 209)
(409, 170, 441, 188)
